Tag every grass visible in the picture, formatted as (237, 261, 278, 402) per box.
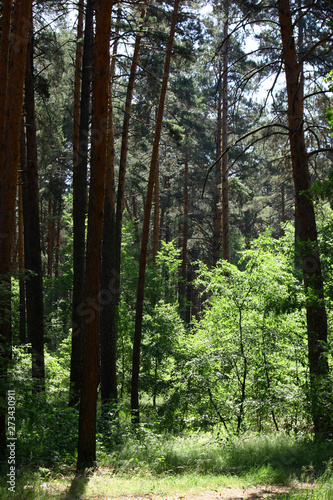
(0, 432, 333, 499)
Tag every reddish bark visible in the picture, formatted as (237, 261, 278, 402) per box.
(0, 0, 33, 457)
(0, 0, 13, 175)
(100, 5, 146, 409)
(77, 0, 113, 468)
(278, 0, 331, 436)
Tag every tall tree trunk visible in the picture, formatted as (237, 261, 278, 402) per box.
(221, 8, 229, 262)
(23, 23, 45, 388)
(54, 204, 61, 279)
(0, 0, 32, 457)
(152, 155, 160, 259)
(132, 194, 140, 245)
(70, 0, 93, 408)
(77, 0, 113, 469)
(18, 125, 26, 344)
(179, 152, 189, 318)
(72, 0, 84, 180)
(278, 0, 332, 437)
(47, 197, 55, 277)
(213, 61, 222, 266)
(131, 0, 180, 424)
(0, 0, 12, 174)
(100, 5, 145, 410)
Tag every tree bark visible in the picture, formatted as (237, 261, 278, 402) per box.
(47, 197, 55, 277)
(179, 153, 189, 318)
(0, 0, 13, 176)
(221, 9, 229, 262)
(72, 0, 84, 182)
(100, 5, 145, 410)
(18, 126, 26, 343)
(213, 61, 222, 266)
(152, 156, 160, 259)
(131, 0, 180, 424)
(23, 23, 45, 388)
(77, 0, 113, 469)
(70, 0, 94, 408)
(278, 0, 332, 437)
(54, 205, 61, 279)
(0, 0, 32, 457)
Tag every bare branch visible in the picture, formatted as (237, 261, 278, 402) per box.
(202, 123, 290, 195)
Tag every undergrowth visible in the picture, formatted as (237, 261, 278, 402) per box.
(1, 430, 332, 499)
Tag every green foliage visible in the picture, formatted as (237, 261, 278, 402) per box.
(141, 300, 187, 407)
(2, 0, 333, 486)
(5, 341, 77, 469)
(177, 232, 308, 434)
(98, 429, 333, 482)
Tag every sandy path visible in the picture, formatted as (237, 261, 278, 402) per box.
(83, 484, 295, 499)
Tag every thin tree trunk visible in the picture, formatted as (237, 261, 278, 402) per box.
(77, 0, 113, 469)
(40, 199, 46, 258)
(18, 124, 27, 344)
(0, 0, 32, 456)
(221, 8, 229, 262)
(213, 61, 222, 266)
(70, 0, 94, 408)
(47, 197, 55, 277)
(23, 23, 45, 388)
(132, 194, 140, 245)
(179, 153, 189, 318)
(236, 309, 247, 435)
(278, 0, 332, 437)
(131, 0, 180, 424)
(72, 0, 84, 180)
(54, 202, 61, 279)
(152, 155, 160, 259)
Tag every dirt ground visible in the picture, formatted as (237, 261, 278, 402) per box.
(86, 484, 297, 500)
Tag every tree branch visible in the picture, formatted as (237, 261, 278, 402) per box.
(202, 123, 290, 195)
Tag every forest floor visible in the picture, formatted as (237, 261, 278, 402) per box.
(103, 485, 293, 499)
(56, 474, 312, 500)
(76, 483, 307, 500)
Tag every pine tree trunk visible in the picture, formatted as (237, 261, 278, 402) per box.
(77, 0, 113, 469)
(213, 61, 222, 266)
(132, 194, 140, 245)
(54, 205, 61, 279)
(278, 0, 332, 437)
(179, 153, 189, 318)
(23, 24, 45, 388)
(70, 0, 94, 408)
(18, 126, 27, 344)
(152, 156, 160, 259)
(47, 197, 55, 277)
(100, 5, 145, 410)
(221, 10, 229, 262)
(0, 0, 32, 457)
(0, 0, 12, 174)
(131, 0, 180, 424)
(72, 0, 84, 181)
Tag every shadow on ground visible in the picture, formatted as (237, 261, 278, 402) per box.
(62, 470, 90, 500)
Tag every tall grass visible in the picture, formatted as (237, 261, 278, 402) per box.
(100, 428, 333, 480)
(0, 431, 332, 499)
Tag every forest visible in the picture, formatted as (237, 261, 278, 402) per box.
(1, 0, 333, 498)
